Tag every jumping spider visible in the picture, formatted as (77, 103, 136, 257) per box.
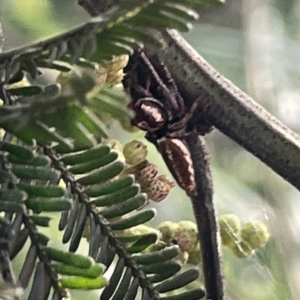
(123, 51, 212, 195)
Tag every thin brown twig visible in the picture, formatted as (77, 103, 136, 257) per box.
(185, 133, 224, 300)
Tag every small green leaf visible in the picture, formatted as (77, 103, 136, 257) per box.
(17, 183, 65, 197)
(144, 261, 181, 276)
(8, 153, 50, 166)
(110, 209, 156, 230)
(85, 174, 135, 197)
(69, 204, 87, 252)
(100, 258, 124, 300)
(44, 247, 93, 268)
(69, 151, 118, 174)
(156, 267, 200, 293)
(59, 275, 107, 289)
(35, 232, 50, 245)
(148, 262, 181, 283)
(77, 160, 125, 186)
(126, 233, 158, 254)
(112, 24, 162, 48)
(19, 244, 38, 289)
(132, 245, 180, 265)
(25, 197, 71, 213)
(0, 189, 27, 202)
(9, 86, 43, 96)
(62, 197, 80, 243)
(0, 142, 34, 160)
(60, 144, 110, 165)
(100, 193, 147, 219)
(12, 166, 60, 182)
(118, 233, 151, 244)
(10, 228, 29, 259)
(158, 3, 198, 21)
(29, 215, 51, 227)
(91, 184, 140, 207)
(52, 263, 104, 278)
(0, 201, 26, 213)
(90, 94, 132, 121)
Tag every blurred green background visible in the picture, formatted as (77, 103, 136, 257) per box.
(2, 0, 300, 299)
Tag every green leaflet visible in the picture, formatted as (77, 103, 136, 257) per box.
(126, 233, 158, 254)
(8, 154, 51, 166)
(29, 215, 52, 227)
(17, 183, 65, 197)
(19, 244, 38, 289)
(12, 166, 60, 182)
(44, 247, 93, 268)
(61, 144, 110, 165)
(156, 267, 200, 293)
(58, 275, 108, 289)
(34, 232, 50, 245)
(0, 0, 214, 85)
(68, 151, 118, 174)
(0, 201, 26, 213)
(51, 263, 104, 278)
(25, 197, 72, 213)
(100, 193, 148, 219)
(91, 184, 140, 207)
(77, 160, 125, 186)
(0, 142, 34, 160)
(147, 262, 182, 283)
(110, 209, 156, 230)
(85, 174, 135, 197)
(8, 86, 43, 96)
(131, 245, 180, 265)
(0, 189, 27, 202)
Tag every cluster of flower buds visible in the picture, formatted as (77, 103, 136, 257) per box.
(219, 214, 270, 258)
(154, 215, 270, 265)
(123, 140, 175, 203)
(101, 55, 129, 85)
(157, 220, 199, 264)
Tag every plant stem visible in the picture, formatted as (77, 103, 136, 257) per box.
(146, 29, 300, 192)
(185, 133, 224, 300)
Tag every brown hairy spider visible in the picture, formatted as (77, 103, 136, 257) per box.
(123, 51, 211, 195)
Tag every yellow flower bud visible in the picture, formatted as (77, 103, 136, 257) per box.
(123, 140, 148, 165)
(219, 214, 241, 248)
(240, 220, 270, 249)
(172, 221, 198, 252)
(231, 240, 254, 258)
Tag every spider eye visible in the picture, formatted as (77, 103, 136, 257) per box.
(132, 97, 168, 132)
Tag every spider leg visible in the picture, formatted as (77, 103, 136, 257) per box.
(136, 51, 181, 118)
(168, 96, 202, 134)
(150, 55, 185, 115)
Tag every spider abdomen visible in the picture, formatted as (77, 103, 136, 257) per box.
(158, 137, 196, 195)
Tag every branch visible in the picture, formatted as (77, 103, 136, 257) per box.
(145, 29, 300, 191)
(185, 134, 224, 300)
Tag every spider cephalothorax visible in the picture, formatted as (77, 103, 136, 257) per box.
(123, 51, 206, 195)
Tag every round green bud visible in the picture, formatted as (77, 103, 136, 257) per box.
(240, 220, 270, 249)
(158, 221, 178, 244)
(219, 214, 241, 248)
(123, 140, 148, 165)
(172, 221, 198, 252)
(231, 240, 254, 258)
(187, 242, 201, 265)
